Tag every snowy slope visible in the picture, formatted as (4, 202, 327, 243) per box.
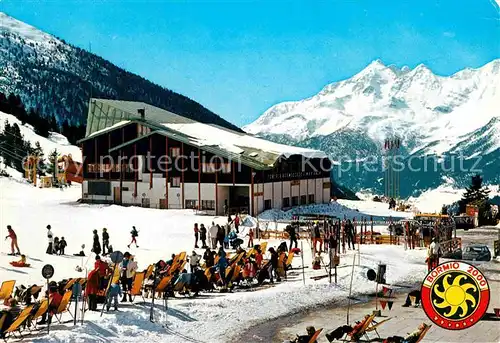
(0, 178, 427, 343)
(0, 111, 82, 161)
(245, 59, 500, 156)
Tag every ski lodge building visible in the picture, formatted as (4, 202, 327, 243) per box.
(78, 99, 332, 216)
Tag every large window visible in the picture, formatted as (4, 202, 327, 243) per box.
(308, 194, 315, 204)
(185, 199, 197, 209)
(88, 181, 111, 196)
(301, 195, 307, 205)
(171, 177, 180, 188)
(283, 197, 290, 208)
(202, 163, 216, 173)
(264, 199, 272, 210)
(202, 162, 231, 173)
(291, 196, 299, 206)
(201, 200, 215, 210)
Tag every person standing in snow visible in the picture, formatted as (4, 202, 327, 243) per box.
(85, 265, 100, 311)
(203, 247, 214, 268)
(189, 251, 200, 273)
(106, 283, 122, 312)
(193, 223, 199, 248)
(345, 220, 354, 250)
(209, 222, 218, 249)
(92, 229, 101, 255)
(247, 228, 254, 248)
(128, 226, 139, 248)
(102, 228, 110, 256)
(199, 224, 207, 248)
(285, 224, 298, 250)
(120, 252, 137, 302)
(234, 214, 240, 233)
(427, 238, 440, 271)
(46, 225, 54, 255)
(216, 224, 225, 248)
(58, 237, 67, 255)
(5, 225, 21, 256)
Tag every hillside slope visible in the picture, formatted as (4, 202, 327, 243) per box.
(0, 12, 241, 131)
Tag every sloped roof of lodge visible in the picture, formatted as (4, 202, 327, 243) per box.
(79, 99, 328, 170)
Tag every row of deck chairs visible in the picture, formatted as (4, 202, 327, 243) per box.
(324, 313, 431, 343)
(0, 280, 77, 340)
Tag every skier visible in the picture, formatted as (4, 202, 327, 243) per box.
(5, 225, 21, 256)
(189, 251, 200, 273)
(209, 222, 218, 249)
(234, 213, 240, 233)
(46, 225, 54, 255)
(59, 237, 67, 255)
(216, 249, 228, 286)
(199, 224, 207, 248)
(193, 223, 199, 248)
(92, 229, 101, 255)
(128, 226, 139, 248)
(285, 224, 298, 250)
(247, 228, 254, 248)
(102, 228, 110, 256)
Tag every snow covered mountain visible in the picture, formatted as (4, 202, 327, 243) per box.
(245, 59, 500, 197)
(0, 12, 240, 131)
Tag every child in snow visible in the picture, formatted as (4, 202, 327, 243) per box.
(53, 237, 60, 255)
(5, 225, 21, 256)
(312, 253, 322, 270)
(59, 237, 67, 255)
(106, 283, 122, 311)
(73, 244, 85, 257)
(128, 226, 139, 248)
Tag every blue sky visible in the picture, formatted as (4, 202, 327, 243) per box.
(2, 1, 499, 126)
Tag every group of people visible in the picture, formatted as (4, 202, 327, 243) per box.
(85, 251, 138, 311)
(45, 225, 68, 255)
(193, 215, 246, 250)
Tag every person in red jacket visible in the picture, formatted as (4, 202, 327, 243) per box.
(193, 223, 199, 248)
(94, 255, 110, 289)
(5, 225, 21, 256)
(36, 284, 62, 325)
(86, 266, 100, 311)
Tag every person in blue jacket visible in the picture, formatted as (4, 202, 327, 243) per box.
(106, 283, 122, 311)
(217, 248, 228, 285)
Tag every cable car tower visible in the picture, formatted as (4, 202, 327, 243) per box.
(384, 136, 401, 201)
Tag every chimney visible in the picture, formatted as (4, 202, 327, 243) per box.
(138, 108, 145, 120)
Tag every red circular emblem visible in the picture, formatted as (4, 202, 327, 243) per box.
(421, 261, 490, 330)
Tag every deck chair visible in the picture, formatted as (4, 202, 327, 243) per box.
(0, 280, 16, 300)
(54, 290, 73, 323)
(130, 272, 145, 301)
(260, 242, 268, 253)
(231, 265, 241, 281)
(345, 313, 376, 342)
(64, 278, 77, 290)
(4, 304, 34, 339)
(308, 328, 323, 343)
(156, 275, 175, 293)
(246, 247, 255, 258)
(365, 317, 391, 338)
(31, 298, 50, 329)
(415, 324, 432, 343)
(144, 265, 154, 280)
(285, 251, 295, 268)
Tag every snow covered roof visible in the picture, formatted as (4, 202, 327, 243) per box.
(80, 99, 329, 170)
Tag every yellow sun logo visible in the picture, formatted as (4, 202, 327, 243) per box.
(433, 274, 477, 318)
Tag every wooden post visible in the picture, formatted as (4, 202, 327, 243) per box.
(250, 168, 255, 216)
(149, 136, 153, 189)
(215, 159, 218, 215)
(198, 148, 201, 211)
(181, 143, 185, 209)
(165, 136, 168, 209)
(134, 143, 137, 199)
